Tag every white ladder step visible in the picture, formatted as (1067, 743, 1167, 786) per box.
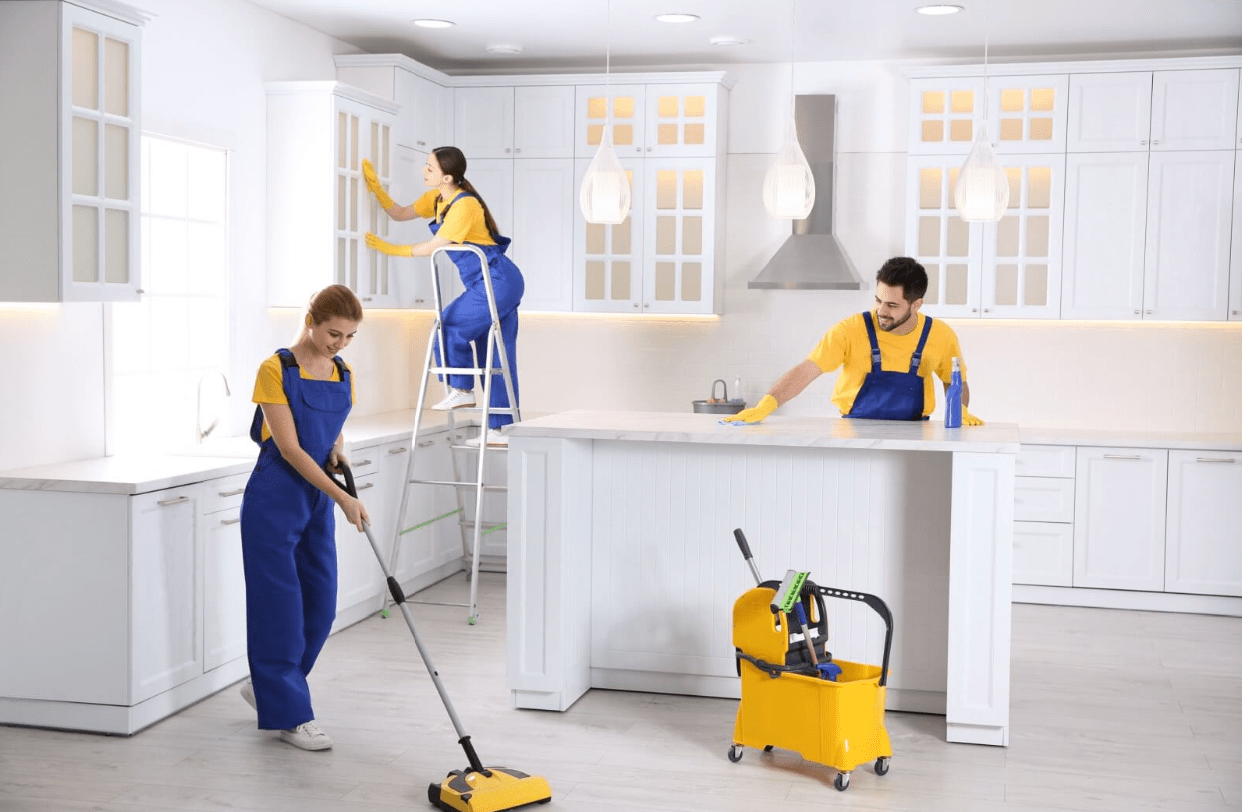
(409, 478, 507, 492)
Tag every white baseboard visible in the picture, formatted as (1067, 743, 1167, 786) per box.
(1013, 584, 1242, 616)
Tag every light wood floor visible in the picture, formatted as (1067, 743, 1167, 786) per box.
(2, 573, 1240, 812)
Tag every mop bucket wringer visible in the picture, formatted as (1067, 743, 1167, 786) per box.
(727, 530, 894, 792)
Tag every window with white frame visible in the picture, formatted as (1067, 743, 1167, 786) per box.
(108, 134, 229, 454)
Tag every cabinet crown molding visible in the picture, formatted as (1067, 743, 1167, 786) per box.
(65, 0, 153, 26)
(264, 80, 401, 114)
(903, 54, 1242, 79)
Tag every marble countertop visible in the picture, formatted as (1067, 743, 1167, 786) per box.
(0, 409, 469, 495)
(507, 410, 1022, 453)
(1019, 426, 1242, 452)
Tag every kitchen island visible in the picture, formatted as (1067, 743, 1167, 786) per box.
(506, 411, 1020, 746)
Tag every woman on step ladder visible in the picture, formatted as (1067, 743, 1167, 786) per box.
(363, 146, 524, 448)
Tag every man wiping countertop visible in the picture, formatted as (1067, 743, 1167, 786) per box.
(728, 256, 985, 426)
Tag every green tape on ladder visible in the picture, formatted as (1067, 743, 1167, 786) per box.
(481, 522, 507, 537)
(400, 507, 463, 535)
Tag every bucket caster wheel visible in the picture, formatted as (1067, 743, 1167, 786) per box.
(763, 745, 774, 752)
(727, 745, 743, 762)
(834, 772, 850, 792)
(427, 783, 441, 806)
(874, 757, 890, 776)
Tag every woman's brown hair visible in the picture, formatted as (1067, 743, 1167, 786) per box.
(301, 284, 363, 341)
(433, 146, 502, 239)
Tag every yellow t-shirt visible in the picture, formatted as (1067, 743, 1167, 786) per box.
(413, 190, 497, 245)
(251, 354, 355, 442)
(807, 312, 966, 417)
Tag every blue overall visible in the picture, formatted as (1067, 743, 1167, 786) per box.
(846, 312, 934, 421)
(239, 349, 351, 730)
(430, 193, 524, 430)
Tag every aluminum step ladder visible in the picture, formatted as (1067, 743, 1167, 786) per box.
(383, 244, 519, 625)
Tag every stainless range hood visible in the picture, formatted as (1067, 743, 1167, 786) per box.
(749, 95, 865, 291)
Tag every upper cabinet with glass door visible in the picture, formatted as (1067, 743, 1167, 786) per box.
(0, 0, 145, 302)
(266, 82, 399, 308)
(907, 75, 1068, 155)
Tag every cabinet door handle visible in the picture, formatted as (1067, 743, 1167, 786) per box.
(354, 459, 373, 467)
(157, 495, 190, 506)
(1102, 454, 1142, 460)
(417, 440, 436, 448)
(221, 517, 241, 526)
(357, 482, 375, 491)
(1195, 457, 1236, 463)
(1140, 140, 1147, 146)
(1134, 309, 1140, 315)
(392, 445, 412, 453)
(218, 488, 245, 497)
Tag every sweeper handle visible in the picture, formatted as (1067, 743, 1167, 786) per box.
(326, 460, 489, 777)
(733, 528, 763, 586)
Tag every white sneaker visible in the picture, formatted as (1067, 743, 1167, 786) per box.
(466, 428, 508, 448)
(431, 388, 476, 411)
(240, 680, 257, 712)
(280, 721, 333, 751)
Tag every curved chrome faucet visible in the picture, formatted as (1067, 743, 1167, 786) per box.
(196, 370, 232, 443)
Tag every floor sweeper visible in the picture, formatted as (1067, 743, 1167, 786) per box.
(329, 461, 552, 812)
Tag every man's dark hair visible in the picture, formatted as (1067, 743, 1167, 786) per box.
(875, 257, 929, 303)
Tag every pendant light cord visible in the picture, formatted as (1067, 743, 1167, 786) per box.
(981, 0, 990, 124)
(789, 0, 796, 119)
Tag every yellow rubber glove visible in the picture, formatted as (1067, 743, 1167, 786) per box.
(365, 233, 413, 257)
(362, 159, 395, 210)
(963, 410, 986, 426)
(723, 394, 778, 425)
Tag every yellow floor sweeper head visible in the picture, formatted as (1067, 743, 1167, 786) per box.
(330, 463, 553, 812)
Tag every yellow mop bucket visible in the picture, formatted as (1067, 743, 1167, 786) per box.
(727, 530, 894, 792)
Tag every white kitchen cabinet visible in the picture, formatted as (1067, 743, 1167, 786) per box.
(980, 153, 1065, 318)
(1013, 522, 1074, 588)
(130, 485, 203, 703)
(641, 158, 720, 314)
(574, 156, 645, 313)
(1061, 152, 1150, 319)
(266, 82, 399, 308)
(1066, 72, 1153, 152)
(906, 153, 1063, 319)
(1231, 154, 1242, 321)
(514, 85, 576, 158)
(1073, 447, 1168, 592)
(575, 84, 648, 158)
(907, 77, 986, 155)
(512, 159, 576, 311)
(397, 68, 449, 151)
(334, 455, 383, 620)
(1164, 451, 1242, 597)
(644, 83, 726, 157)
(454, 86, 516, 158)
(202, 473, 248, 672)
(1143, 150, 1235, 321)
(462, 158, 516, 239)
(1150, 69, 1240, 151)
(391, 431, 463, 590)
(986, 75, 1070, 154)
(0, 0, 144, 303)
(1012, 444, 1075, 588)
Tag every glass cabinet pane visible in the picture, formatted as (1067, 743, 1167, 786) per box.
(654, 262, 675, 300)
(104, 38, 128, 116)
(73, 118, 98, 196)
(72, 28, 98, 110)
(104, 209, 129, 283)
(73, 206, 99, 283)
(104, 124, 128, 200)
(682, 262, 702, 301)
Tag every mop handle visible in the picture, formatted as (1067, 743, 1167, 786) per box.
(733, 528, 763, 586)
(327, 461, 487, 775)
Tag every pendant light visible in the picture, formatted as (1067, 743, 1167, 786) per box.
(762, 0, 815, 220)
(580, 0, 631, 224)
(953, 0, 1009, 221)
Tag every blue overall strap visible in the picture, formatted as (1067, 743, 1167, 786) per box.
(861, 312, 883, 372)
(907, 315, 934, 374)
(247, 350, 349, 445)
(435, 191, 504, 242)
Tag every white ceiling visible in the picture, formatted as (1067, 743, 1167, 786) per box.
(246, 0, 1242, 74)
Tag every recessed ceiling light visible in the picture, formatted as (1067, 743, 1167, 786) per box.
(655, 13, 700, 23)
(412, 19, 455, 28)
(486, 44, 523, 54)
(916, 4, 964, 14)
(709, 36, 748, 47)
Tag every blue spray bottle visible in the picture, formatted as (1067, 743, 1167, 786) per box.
(944, 357, 963, 428)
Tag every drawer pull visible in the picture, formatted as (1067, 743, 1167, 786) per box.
(391, 446, 411, 453)
(418, 440, 436, 448)
(357, 482, 375, 491)
(157, 495, 190, 506)
(1102, 454, 1142, 460)
(221, 517, 241, 526)
(1195, 457, 1236, 463)
(218, 488, 245, 497)
(354, 459, 373, 467)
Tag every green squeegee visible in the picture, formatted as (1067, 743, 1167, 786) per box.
(772, 569, 809, 614)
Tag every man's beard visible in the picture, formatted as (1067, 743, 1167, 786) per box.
(876, 309, 912, 332)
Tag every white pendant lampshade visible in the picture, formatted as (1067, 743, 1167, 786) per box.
(763, 118, 816, 220)
(954, 124, 1010, 223)
(580, 127, 631, 224)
